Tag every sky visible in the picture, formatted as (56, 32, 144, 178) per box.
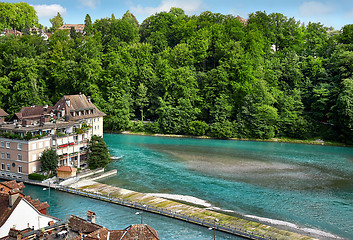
(5, 0, 353, 30)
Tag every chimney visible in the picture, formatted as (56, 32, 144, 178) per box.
(87, 211, 96, 223)
(9, 190, 20, 208)
(8, 228, 21, 240)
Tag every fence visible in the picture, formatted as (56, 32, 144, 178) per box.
(56, 186, 276, 240)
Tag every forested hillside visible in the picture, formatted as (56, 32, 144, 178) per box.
(1, 5, 353, 143)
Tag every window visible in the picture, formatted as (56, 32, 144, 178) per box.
(32, 143, 36, 150)
(1, 141, 4, 148)
(18, 166, 22, 173)
(94, 118, 96, 122)
(1, 163, 4, 170)
(7, 164, 10, 171)
(1, 152, 4, 159)
(52, 140, 56, 146)
(17, 143, 22, 150)
(18, 154, 22, 161)
(32, 154, 37, 161)
(32, 165, 37, 172)
(6, 153, 10, 159)
(94, 126, 96, 130)
(6, 142, 10, 148)
(39, 142, 43, 149)
(45, 141, 49, 147)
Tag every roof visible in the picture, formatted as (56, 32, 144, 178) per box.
(236, 15, 248, 25)
(0, 108, 8, 117)
(9, 105, 52, 122)
(0, 29, 22, 36)
(53, 94, 105, 121)
(0, 180, 25, 191)
(56, 166, 77, 172)
(58, 24, 85, 31)
(71, 224, 159, 240)
(68, 215, 102, 234)
(121, 224, 160, 240)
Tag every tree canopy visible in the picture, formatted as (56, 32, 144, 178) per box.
(88, 135, 111, 169)
(0, 9, 353, 143)
(40, 148, 59, 175)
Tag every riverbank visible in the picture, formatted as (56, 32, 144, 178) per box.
(68, 179, 325, 240)
(116, 131, 351, 147)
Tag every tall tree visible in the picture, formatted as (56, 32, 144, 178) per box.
(135, 83, 148, 121)
(84, 14, 93, 35)
(40, 148, 59, 176)
(50, 12, 64, 32)
(88, 135, 111, 169)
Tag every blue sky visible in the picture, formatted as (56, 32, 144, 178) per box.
(6, 0, 353, 30)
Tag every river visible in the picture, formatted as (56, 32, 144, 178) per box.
(98, 134, 353, 239)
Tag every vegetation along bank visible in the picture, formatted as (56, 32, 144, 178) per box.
(1, 3, 353, 144)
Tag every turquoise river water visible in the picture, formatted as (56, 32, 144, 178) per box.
(98, 134, 353, 239)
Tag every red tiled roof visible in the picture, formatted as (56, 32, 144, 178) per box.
(0, 180, 25, 191)
(0, 108, 8, 117)
(56, 166, 77, 172)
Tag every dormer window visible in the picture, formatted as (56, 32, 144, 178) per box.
(66, 99, 71, 107)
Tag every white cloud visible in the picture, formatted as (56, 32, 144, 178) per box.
(32, 4, 67, 18)
(299, 1, 333, 17)
(78, 0, 100, 9)
(131, 0, 204, 16)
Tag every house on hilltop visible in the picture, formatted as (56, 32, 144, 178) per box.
(58, 24, 85, 34)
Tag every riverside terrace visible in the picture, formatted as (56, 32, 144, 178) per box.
(0, 94, 105, 180)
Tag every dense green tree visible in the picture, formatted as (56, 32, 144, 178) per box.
(135, 83, 149, 121)
(0, 8, 352, 142)
(122, 10, 139, 27)
(50, 12, 64, 32)
(40, 148, 59, 175)
(88, 135, 111, 169)
(0, 2, 39, 31)
(84, 14, 93, 35)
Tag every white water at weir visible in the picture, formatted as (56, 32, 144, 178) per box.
(102, 134, 353, 239)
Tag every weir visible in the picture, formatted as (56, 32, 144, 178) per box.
(56, 185, 271, 240)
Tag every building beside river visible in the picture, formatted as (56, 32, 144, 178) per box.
(0, 94, 105, 180)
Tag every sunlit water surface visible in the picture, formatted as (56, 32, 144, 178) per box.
(99, 134, 353, 239)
